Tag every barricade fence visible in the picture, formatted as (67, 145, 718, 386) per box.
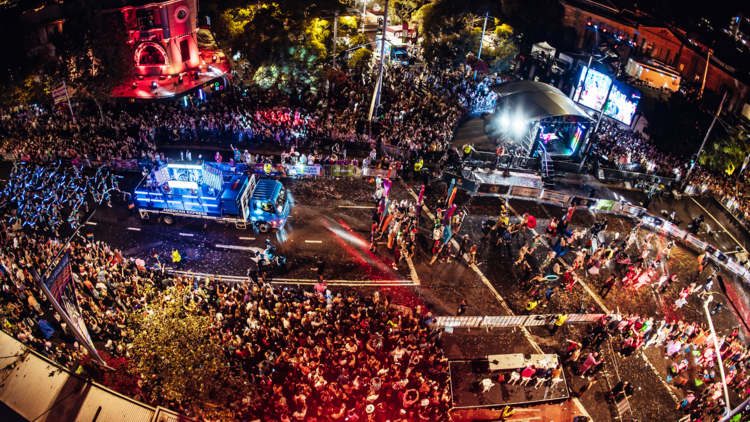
(0, 153, 151, 172)
(435, 314, 606, 328)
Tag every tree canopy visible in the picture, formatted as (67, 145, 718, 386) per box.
(128, 284, 247, 419)
(50, 0, 135, 116)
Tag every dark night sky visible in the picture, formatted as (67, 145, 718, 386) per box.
(615, 0, 749, 27)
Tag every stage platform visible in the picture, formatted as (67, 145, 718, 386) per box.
(442, 170, 543, 194)
(449, 356, 569, 409)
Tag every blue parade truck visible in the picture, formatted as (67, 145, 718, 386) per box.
(134, 163, 289, 232)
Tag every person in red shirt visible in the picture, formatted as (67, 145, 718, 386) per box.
(519, 365, 536, 386)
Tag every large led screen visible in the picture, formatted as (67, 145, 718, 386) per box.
(574, 66, 612, 111)
(603, 81, 641, 126)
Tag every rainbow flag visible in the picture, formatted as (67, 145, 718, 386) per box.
(86, 233, 93, 239)
(153, 254, 159, 259)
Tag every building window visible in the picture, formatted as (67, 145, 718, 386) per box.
(179, 39, 190, 63)
(136, 9, 155, 30)
(175, 6, 189, 23)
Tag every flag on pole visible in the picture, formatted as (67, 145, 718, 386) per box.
(52, 82, 68, 104)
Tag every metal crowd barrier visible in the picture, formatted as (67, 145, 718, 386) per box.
(434, 314, 606, 328)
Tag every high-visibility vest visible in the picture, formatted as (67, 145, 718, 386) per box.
(463, 144, 471, 154)
(264, 163, 272, 174)
(414, 162, 423, 171)
(555, 315, 568, 326)
(172, 250, 181, 263)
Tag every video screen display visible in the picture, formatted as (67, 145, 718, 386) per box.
(574, 66, 612, 111)
(603, 81, 641, 125)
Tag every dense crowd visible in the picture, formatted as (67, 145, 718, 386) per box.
(0, 104, 155, 162)
(0, 225, 451, 421)
(592, 120, 686, 178)
(1, 67, 496, 170)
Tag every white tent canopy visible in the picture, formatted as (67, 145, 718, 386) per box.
(531, 42, 556, 59)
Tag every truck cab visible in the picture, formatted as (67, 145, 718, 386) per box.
(249, 179, 289, 232)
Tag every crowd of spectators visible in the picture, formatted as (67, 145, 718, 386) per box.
(0, 225, 451, 421)
(591, 120, 686, 178)
(1, 67, 496, 169)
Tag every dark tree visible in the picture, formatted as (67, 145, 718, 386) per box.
(50, 0, 135, 118)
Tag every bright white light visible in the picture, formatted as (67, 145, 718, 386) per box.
(500, 115, 509, 127)
(513, 119, 526, 135)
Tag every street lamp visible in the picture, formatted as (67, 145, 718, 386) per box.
(700, 292, 732, 417)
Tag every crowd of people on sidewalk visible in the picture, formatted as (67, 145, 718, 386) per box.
(1, 67, 496, 170)
(0, 224, 452, 421)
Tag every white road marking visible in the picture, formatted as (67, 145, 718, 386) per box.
(169, 270, 413, 285)
(572, 398, 593, 420)
(215, 244, 257, 251)
(305, 240, 323, 243)
(179, 233, 194, 237)
(338, 205, 376, 209)
(126, 227, 141, 231)
(272, 280, 415, 286)
(405, 257, 421, 285)
(239, 237, 255, 240)
(85, 222, 97, 226)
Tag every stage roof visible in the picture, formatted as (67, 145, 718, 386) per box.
(491, 81, 592, 122)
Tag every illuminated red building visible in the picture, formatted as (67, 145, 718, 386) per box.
(113, 0, 201, 77)
(106, 0, 232, 100)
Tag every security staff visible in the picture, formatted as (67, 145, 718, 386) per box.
(462, 143, 473, 160)
(263, 163, 272, 177)
(172, 249, 182, 269)
(413, 158, 423, 180)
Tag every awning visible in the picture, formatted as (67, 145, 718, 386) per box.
(491, 81, 592, 122)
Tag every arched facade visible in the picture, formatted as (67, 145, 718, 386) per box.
(119, 0, 201, 77)
(134, 42, 170, 67)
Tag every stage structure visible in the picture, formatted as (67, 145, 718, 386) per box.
(486, 81, 593, 158)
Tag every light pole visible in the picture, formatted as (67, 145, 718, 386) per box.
(368, 0, 389, 122)
(473, 11, 490, 80)
(361, 0, 367, 33)
(701, 292, 732, 417)
(333, 10, 339, 68)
